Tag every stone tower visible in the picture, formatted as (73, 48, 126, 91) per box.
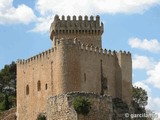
(16, 15, 132, 120)
(50, 15, 103, 47)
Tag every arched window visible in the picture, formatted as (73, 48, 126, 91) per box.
(26, 85, 29, 95)
(37, 80, 41, 91)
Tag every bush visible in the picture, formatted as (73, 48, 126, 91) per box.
(37, 114, 47, 120)
(73, 96, 91, 116)
(0, 92, 4, 102)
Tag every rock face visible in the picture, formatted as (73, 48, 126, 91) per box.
(0, 108, 16, 120)
(16, 15, 132, 120)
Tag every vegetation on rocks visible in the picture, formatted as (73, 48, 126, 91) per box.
(73, 96, 91, 116)
(37, 114, 47, 120)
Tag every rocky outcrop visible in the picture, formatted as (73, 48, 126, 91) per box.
(0, 107, 16, 120)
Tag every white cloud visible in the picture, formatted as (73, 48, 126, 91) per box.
(1, 0, 160, 31)
(147, 62, 160, 88)
(146, 97, 160, 119)
(36, 0, 160, 16)
(129, 38, 160, 53)
(30, 16, 53, 33)
(0, 0, 36, 24)
(132, 55, 156, 70)
(32, 0, 160, 32)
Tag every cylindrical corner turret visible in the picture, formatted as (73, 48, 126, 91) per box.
(50, 15, 104, 48)
(53, 38, 81, 95)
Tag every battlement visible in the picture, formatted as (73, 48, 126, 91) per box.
(54, 38, 81, 46)
(50, 15, 104, 40)
(54, 38, 131, 57)
(17, 38, 131, 66)
(81, 45, 131, 56)
(17, 48, 54, 65)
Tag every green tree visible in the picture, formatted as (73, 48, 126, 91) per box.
(132, 86, 149, 120)
(0, 61, 16, 95)
(132, 86, 148, 108)
(0, 62, 16, 111)
(2, 94, 10, 110)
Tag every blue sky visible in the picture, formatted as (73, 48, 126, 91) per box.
(0, 0, 160, 118)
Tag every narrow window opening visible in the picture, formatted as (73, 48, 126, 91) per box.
(45, 84, 48, 90)
(84, 73, 86, 83)
(26, 85, 29, 95)
(92, 30, 94, 34)
(98, 30, 100, 34)
(37, 80, 41, 91)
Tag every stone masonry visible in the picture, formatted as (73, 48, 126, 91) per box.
(47, 92, 112, 120)
(16, 15, 132, 120)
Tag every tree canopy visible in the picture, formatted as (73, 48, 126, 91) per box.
(132, 86, 148, 108)
(0, 62, 16, 111)
(0, 61, 16, 94)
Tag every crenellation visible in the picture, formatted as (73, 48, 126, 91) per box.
(80, 44, 84, 49)
(50, 15, 104, 41)
(73, 15, 76, 21)
(78, 15, 82, 21)
(67, 15, 71, 20)
(84, 15, 88, 21)
(17, 48, 54, 66)
(112, 50, 116, 55)
(90, 46, 93, 51)
(104, 49, 107, 54)
(54, 15, 59, 21)
(117, 50, 131, 56)
(96, 15, 100, 26)
(108, 49, 112, 55)
(62, 15, 65, 20)
(85, 44, 89, 50)
(99, 48, 103, 53)
(90, 15, 94, 21)
(95, 47, 99, 52)
(78, 42, 122, 57)
(79, 45, 132, 58)
(54, 38, 82, 47)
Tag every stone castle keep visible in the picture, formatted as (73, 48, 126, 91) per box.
(17, 15, 132, 120)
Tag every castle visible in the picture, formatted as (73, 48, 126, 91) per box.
(16, 15, 132, 120)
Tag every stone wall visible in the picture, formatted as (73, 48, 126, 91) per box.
(47, 92, 113, 120)
(17, 38, 132, 120)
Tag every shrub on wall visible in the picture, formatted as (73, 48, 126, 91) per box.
(37, 114, 46, 120)
(73, 96, 91, 116)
